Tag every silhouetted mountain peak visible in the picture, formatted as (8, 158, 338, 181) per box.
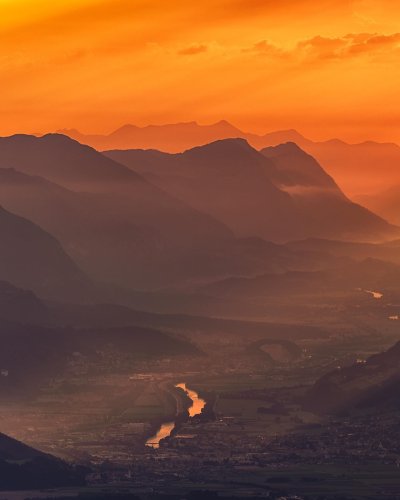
(111, 123, 141, 134)
(211, 119, 244, 133)
(107, 136, 399, 242)
(4, 132, 78, 148)
(0, 132, 143, 188)
(214, 119, 232, 126)
(262, 142, 340, 190)
(41, 132, 79, 143)
(267, 141, 304, 154)
(183, 137, 255, 157)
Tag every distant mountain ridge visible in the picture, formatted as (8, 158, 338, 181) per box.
(58, 120, 244, 153)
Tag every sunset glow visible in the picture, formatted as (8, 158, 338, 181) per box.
(1, 0, 400, 142)
(2, 2, 400, 495)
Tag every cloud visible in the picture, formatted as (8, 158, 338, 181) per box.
(244, 40, 286, 57)
(297, 35, 348, 59)
(296, 32, 400, 60)
(177, 44, 208, 56)
(245, 32, 400, 63)
(346, 32, 400, 54)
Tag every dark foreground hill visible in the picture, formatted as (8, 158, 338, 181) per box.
(304, 341, 400, 414)
(0, 432, 86, 490)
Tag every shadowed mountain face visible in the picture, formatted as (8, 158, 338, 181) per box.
(262, 143, 399, 242)
(107, 139, 297, 241)
(106, 139, 397, 243)
(261, 142, 340, 190)
(0, 206, 91, 300)
(0, 167, 307, 290)
(304, 341, 400, 414)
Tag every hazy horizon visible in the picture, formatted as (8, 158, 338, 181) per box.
(3, 119, 398, 147)
(1, 1, 400, 143)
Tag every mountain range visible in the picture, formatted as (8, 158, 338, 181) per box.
(0, 123, 399, 492)
(59, 121, 400, 197)
(106, 138, 397, 243)
(0, 134, 239, 289)
(0, 161, 308, 292)
(0, 132, 397, 301)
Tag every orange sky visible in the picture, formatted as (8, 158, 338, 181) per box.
(1, 0, 400, 142)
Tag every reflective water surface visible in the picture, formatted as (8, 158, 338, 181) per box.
(146, 421, 175, 449)
(176, 382, 206, 417)
(145, 383, 205, 448)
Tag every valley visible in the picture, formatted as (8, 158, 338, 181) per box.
(3, 2, 400, 498)
(0, 121, 399, 500)
(0, 284, 399, 498)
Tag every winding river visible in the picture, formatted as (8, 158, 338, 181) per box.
(145, 382, 205, 449)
